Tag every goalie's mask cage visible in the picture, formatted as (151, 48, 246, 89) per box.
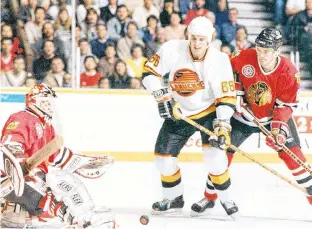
(255, 28, 283, 51)
(25, 83, 57, 125)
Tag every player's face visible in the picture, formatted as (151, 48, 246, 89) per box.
(256, 46, 278, 68)
(189, 34, 208, 59)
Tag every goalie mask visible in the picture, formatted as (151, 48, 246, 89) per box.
(25, 84, 57, 125)
(188, 16, 215, 43)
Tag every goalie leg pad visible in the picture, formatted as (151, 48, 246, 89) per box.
(46, 170, 115, 228)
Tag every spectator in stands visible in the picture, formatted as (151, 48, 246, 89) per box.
(63, 73, 72, 87)
(291, 0, 312, 76)
(285, 0, 306, 18)
(76, 25, 83, 46)
(1, 24, 23, 55)
(142, 15, 159, 43)
(178, 0, 191, 19)
(220, 43, 233, 55)
(117, 21, 145, 61)
(100, 0, 118, 23)
(132, 0, 160, 28)
(284, 0, 306, 41)
(77, 0, 100, 25)
(210, 30, 222, 50)
(107, 4, 131, 41)
(145, 27, 166, 58)
(130, 77, 142, 89)
(205, 11, 221, 39)
(19, 0, 38, 23)
(25, 76, 37, 87)
(47, 0, 73, 21)
(184, 0, 209, 25)
(32, 22, 66, 61)
(215, 0, 229, 27)
(230, 26, 253, 51)
(164, 12, 187, 41)
(1, 56, 31, 87)
(95, 0, 122, 8)
(33, 39, 57, 82)
(25, 6, 46, 45)
(126, 44, 147, 78)
(80, 8, 101, 41)
(79, 38, 94, 73)
(1, 38, 16, 72)
(205, 0, 228, 14)
(98, 43, 119, 79)
(90, 23, 114, 58)
(43, 56, 71, 87)
(220, 7, 242, 43)
(40, 0, 51, 13)
(159, 0, 174, 27)
(54, 9, 72, 58)
(80, 55, 102, 88)
(108, 60, 131, 89)
(98, 76, 110, 89)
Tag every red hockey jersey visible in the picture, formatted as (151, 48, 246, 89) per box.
(1, 111, 59, 173)
(230, 49, 300, 123)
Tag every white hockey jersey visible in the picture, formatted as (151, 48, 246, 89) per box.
(143, 40, 236, 119)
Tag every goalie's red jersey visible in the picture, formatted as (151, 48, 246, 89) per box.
(1, 110, 58, 173)
(230, 49, 300, 122)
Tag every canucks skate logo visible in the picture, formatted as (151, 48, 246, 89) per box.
(170, 68, 205, 97)
(247, 82, 272, 106)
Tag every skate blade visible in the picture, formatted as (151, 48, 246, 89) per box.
(190, 210, 211, 217)
(229, 211, 240, 221)
(151, 208, 182, 216)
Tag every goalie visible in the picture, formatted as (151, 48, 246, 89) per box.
(0, 84, 115, 228)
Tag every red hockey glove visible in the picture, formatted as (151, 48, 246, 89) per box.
(265, 121, 289, 151)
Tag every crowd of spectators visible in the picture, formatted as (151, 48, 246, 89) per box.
(1, 0, 311, 89)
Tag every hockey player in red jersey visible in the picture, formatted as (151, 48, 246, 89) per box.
(0, 84, 115, 228)
(191, 28, 312, 215)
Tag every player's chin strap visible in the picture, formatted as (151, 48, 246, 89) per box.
(50, 147, 115, 179)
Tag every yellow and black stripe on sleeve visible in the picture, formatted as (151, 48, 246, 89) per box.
(215, 96, 236, 111)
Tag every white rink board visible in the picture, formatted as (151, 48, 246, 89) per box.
(0, 90, 311, 155)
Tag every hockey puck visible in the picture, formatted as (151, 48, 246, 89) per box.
(140, 215, 149, 225)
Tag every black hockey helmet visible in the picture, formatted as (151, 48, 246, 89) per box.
(255, 28, 283, 50)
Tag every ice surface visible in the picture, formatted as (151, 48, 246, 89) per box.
(84, 162, 312, 229)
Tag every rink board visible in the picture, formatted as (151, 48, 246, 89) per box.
(0, 88, 311, 163)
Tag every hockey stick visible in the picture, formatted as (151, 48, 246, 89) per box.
(240, 106, 312, 176)
(172, 104, 307, 194)
(1, 136, 63, 196)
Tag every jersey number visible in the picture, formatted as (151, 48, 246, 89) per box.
(221, 81, 235, 93)
(148, 54, 160, 67)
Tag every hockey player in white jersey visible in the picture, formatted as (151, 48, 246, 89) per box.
(142, 16, 239, 216)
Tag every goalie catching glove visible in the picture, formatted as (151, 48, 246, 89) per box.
(152, 88, 176, 121)
(209, 119, 232, 150)
(50, 147, 114, 179)
(266, 121, 290, 151)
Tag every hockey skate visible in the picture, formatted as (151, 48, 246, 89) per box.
(190, 197, 215, 217)
(221, 200, 239, 219)
(151, 195, 184, 215)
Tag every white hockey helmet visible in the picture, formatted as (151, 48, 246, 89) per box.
(188, 16, 215, 43)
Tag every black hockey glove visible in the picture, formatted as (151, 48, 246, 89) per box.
(209, 119, 232, 150)
(152, 88, 176, 121)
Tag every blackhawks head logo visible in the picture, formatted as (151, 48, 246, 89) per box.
(247, 82, 272, 106)
(169, 68, 205, 97)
